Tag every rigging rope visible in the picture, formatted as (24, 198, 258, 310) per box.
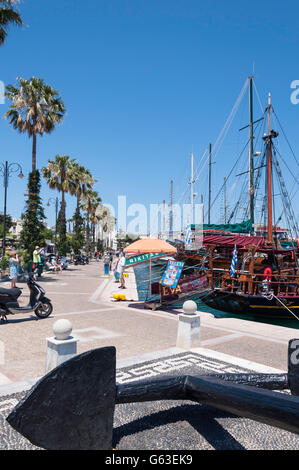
(175, 78, 249, 211)
(272, 107, 299, 169)
(262, 292, 299, 321)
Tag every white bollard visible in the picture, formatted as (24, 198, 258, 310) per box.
(45, 319, 78, 373)
(176, 300, 201, 349)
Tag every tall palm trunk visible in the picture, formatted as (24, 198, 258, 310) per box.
(75, 193, 80, 230)
(32, 131, 37, 172)
(86, 220, 90, 254)
(60, 190, 66, 236)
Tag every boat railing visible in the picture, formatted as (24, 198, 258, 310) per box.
(217, 269, 299, 296)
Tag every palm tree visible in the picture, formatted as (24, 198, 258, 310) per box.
(81, 189, 101, 253)
(70, 163, 95, 222)
(43, 155, 77, 254)
(69, 164, 95, 253)
(96, 204, 116, 248)
(5, 76, 65, 172)
(0, 1, 23, 46)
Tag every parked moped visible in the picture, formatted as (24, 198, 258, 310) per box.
(0, 273, 53, 322)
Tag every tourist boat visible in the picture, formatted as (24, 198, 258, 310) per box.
(201, 90, 299, 319)
(200, 235, 299, 319)
(175, 79, 299, 320)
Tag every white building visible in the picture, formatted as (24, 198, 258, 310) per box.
(94, 204, 117, 250)
(9, 217, 23, 237)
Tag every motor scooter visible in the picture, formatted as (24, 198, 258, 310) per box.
(74, 254, 85, 265)
(0, 273, 53, 322)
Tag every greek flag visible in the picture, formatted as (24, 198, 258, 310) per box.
(185, 225, 192, 247)
(230, 245, 238, 277)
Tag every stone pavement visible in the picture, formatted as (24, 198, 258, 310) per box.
(0, 260, 298, 450)
(0, 348, 298, 450)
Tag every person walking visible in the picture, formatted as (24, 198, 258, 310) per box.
(33, 246, 41, 264)
(32, 245, 42, 278)
(113, 253, 120, 282)
(117, 252, 126, 289)
(109, 252, 113, 271)
(9, 250, 19, 288)
(103, 251, 110, 276)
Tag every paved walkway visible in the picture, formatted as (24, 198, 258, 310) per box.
(0, 260, 298, 450)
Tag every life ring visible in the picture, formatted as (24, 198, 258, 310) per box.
(263, 267, 272, 281)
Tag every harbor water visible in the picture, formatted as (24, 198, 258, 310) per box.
(133, 261, 299, 330)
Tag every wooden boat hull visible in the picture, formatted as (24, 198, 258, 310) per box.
(145, 274, 210, 310)
(202, 289, 299, 319)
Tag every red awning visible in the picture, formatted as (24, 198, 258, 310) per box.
(203, 235, 299, 254)
(203, 235, 265, 248)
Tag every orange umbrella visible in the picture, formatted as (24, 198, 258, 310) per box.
(123, 238, 177, 254)
(123, 238, 177, 300)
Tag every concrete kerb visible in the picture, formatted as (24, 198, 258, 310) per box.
(93, 268, 298, 346)
(0, 345, 285, 398)
(92, 267, 139, 305)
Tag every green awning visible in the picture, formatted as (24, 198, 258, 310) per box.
(191, 219, 252, 234)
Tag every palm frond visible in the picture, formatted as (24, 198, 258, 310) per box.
(0, 2, 22, 45)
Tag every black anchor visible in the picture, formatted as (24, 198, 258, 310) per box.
(6, 339, 299, 450)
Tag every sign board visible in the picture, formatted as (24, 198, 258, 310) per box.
(161, 260, 185, 289)
(161, 274, 208, 298)
(125, 252, 167, 267)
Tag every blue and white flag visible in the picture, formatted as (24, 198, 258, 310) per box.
(185, 225, 192, 247)
(230, 244, 238, 277)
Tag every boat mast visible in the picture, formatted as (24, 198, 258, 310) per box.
(162, 199, 166, 239)
(248, 76, 255, 230)
(190, 152, 195, 225)
(266, 93, 273, 243)
(208, 143, 212, 224)
(224, 176, 227, 224)
(169, 180, 174, 238)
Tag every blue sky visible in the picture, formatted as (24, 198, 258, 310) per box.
(1, 0, 299, 230)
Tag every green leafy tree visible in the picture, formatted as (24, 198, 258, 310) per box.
(0, 213, 13, 236)
(19, 170, 46, 257)
(0, 0, 23, 46)
(40, 226, 55, 242)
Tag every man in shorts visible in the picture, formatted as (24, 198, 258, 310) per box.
(117, 252, 126, 289)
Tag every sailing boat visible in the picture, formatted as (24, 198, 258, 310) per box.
(199, 91, 299, 320)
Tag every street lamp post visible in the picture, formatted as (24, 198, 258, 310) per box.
(0, 161, 24, 256)
(47, 197, 59, 249)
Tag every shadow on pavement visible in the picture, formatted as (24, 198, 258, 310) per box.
(113, 403, 245, 450)
(0, 315, 53, 325)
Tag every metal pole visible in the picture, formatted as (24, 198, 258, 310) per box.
(149, 255, 152, 300)
(2, 161, 8, 257)
(55, 197, 58, 247)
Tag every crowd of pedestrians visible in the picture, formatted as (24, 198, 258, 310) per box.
(4, 243, 128, 288)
